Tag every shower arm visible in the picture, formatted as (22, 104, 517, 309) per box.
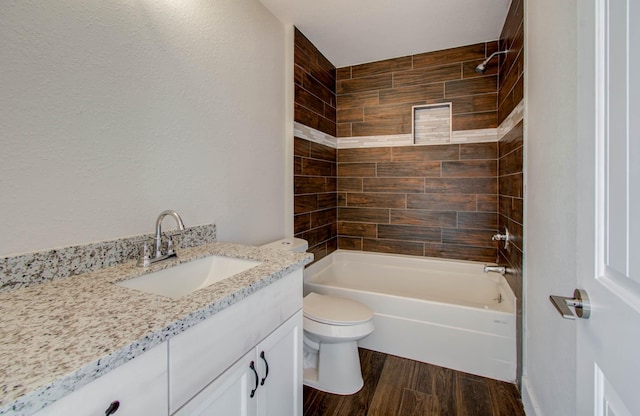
(485, 50, 509, 62)
(475, 50, 510, 73)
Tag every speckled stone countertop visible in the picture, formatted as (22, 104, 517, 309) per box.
(0, 242, 312, 415)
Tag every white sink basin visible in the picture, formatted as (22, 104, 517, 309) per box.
(116, 256, 262, 299)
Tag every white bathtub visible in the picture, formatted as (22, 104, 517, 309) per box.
(303, 250, 516, 382)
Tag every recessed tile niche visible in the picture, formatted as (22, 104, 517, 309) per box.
(412, 103, 452, 145)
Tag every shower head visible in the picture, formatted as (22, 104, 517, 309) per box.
(475, 62, 488, 74)
(475, 50, 510, 74)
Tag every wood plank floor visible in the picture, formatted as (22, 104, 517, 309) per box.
(303, 349, 525, 416)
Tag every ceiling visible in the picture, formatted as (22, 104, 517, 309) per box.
(258, 0, 511, 68)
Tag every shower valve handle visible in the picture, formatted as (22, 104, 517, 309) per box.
(491, 228, 511, 249)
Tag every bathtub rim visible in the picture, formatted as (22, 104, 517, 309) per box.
(304, 249, 516, 315)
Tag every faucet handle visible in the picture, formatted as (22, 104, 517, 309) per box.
(165, 238, 175, 256)
(491, 227, 511, 250)
(137, 242, 152, 267)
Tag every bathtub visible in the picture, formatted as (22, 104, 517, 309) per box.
(303, 250, 516, 382)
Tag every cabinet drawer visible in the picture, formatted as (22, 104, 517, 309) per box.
(34, 342, 168, 416)
(168, 269, 302, 413)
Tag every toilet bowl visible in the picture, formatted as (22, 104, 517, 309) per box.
(302, 292, 374, 395)
(260, 238, 375, 395)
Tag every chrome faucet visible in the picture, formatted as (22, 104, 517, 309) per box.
(484, 265, 506, 275)
(138, 210, 186, 267)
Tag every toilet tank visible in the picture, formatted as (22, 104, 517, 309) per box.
(260, 237, 308, 252)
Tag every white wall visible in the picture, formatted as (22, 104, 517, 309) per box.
(524, 0, 578, 414)
(0, 0, 289, 256)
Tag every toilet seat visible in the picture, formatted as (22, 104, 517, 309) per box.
(303, 292, 373, 326)
(303, 315, 375, 342)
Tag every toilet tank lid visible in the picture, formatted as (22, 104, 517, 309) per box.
(303, 292, 373, 325)
(260, 237, 308, 252)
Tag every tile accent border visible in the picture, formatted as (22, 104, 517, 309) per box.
(294, 122, 337, 148)
(452, 128, 498, 143)
(337, 133, 413, 148)
(296, 122, 499, 149)
(0, 224, 216, 293)
(498, 100, 524, 140)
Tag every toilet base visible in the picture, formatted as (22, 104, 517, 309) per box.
(303, 340, 364, 395)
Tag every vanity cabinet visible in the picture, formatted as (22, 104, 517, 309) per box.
(169, 269, 303, 415)
(32, 268, 302, 416)
(33, 342, 168, 416)
(175, 310, 302, 416)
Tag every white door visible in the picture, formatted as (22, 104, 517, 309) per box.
(576, 0, 640, 414)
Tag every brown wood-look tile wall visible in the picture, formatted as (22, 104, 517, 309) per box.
(336, 42, 500, 137)
(498, 0, 524, 124)
(337, 143, 498, 262)
(294, 28, 337, 136)
(498, 121, 523, 284)
(498, 120, 524, 385)
(497, 0, 524, 385)
(294, 137, 337, 263)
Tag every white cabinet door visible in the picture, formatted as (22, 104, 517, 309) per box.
(255, 310, 302, 416)
(34, 342, 168, 416)
(169, 269, 302, 413)
(174, 350, 257, 416)
(174, 310, 303, 416)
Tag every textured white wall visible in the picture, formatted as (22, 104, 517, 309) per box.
(524, 0, 578, 414)
(0, 0, 288, 256)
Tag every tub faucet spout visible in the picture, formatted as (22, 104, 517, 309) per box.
(484, 265, 506, 275)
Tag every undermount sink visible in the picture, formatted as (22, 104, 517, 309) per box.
(116, 255, 262, 299)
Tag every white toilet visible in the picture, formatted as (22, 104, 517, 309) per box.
(302, 292, 374, 394)
(260, 238, 375, 395)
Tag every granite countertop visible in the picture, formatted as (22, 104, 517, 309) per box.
(0, 242, 312, 415)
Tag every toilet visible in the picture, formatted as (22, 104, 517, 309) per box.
(260, 238, 375, 395)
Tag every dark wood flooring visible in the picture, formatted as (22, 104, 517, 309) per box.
(303, 349, 525, 416)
